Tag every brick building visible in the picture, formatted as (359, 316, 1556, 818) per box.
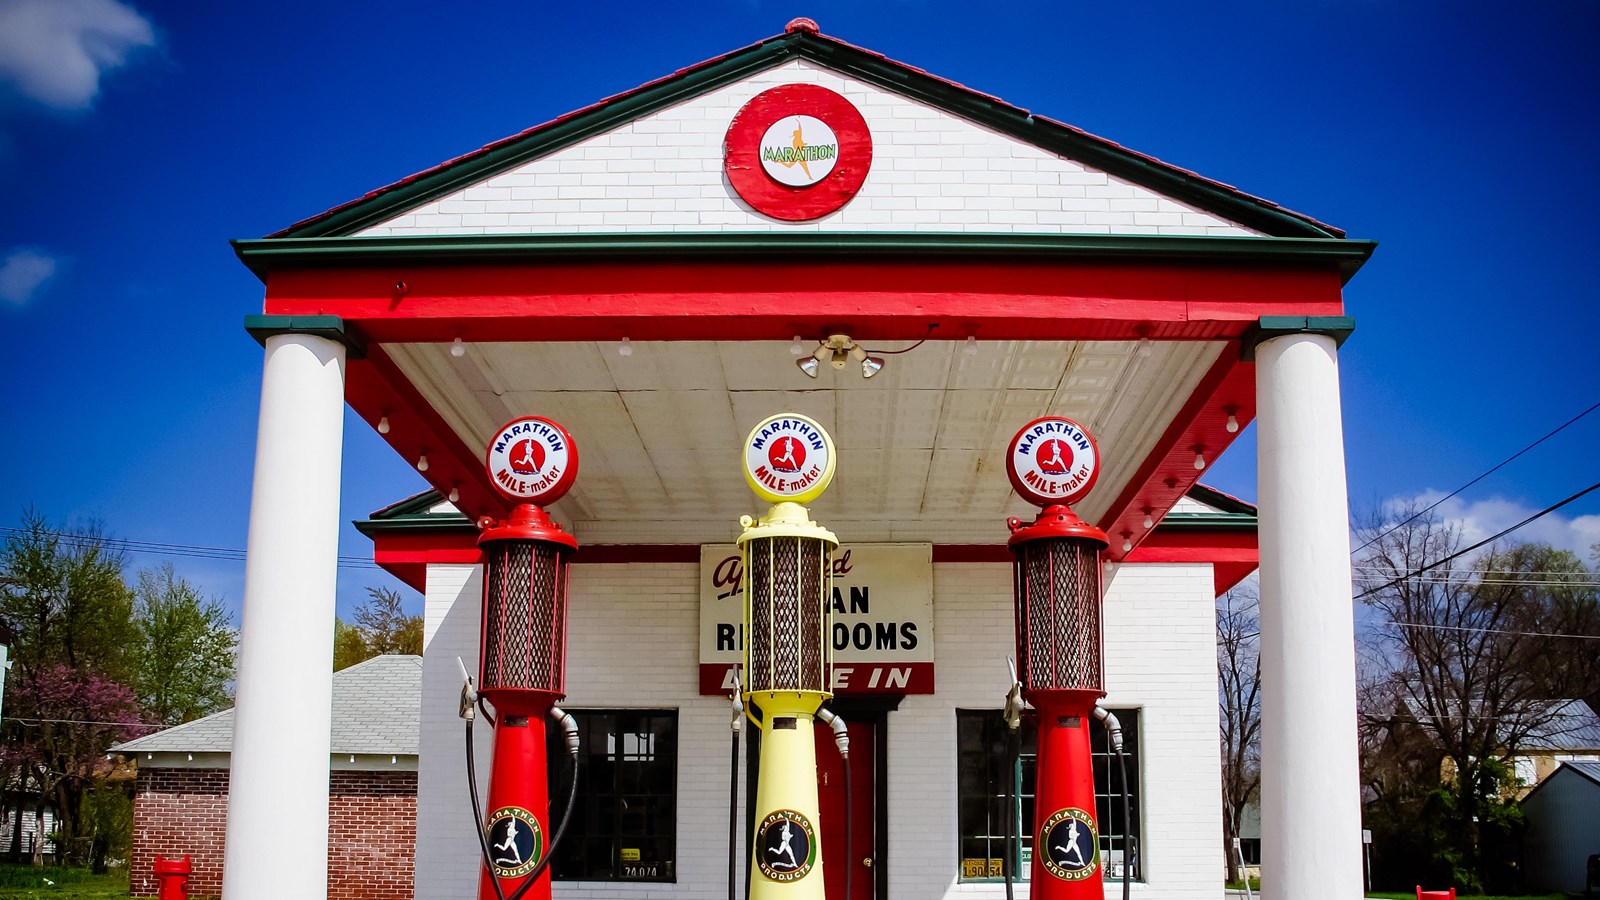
(224, 18, 1374, 900)
(114, 655, 420, 899)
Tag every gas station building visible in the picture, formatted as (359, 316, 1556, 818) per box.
(227, 21, 1373, 900)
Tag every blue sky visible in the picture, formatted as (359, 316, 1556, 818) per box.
(1, 0, 1597, 621)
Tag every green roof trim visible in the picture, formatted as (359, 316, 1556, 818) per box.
(1242, 315, 1357, 360)
(267, 30, 1350, 243)
(353, 490, 474, 538)
(243, 314, 366, 357)
(233, 232, 1376, 283)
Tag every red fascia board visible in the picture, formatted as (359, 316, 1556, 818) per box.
(265, 259, 1345, 344)
(1125, 529, 1259, 596)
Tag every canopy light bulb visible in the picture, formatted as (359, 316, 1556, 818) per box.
(450, 337, 465, 358)
(790, 336, 805, 356)
(448, 486, 460, 503)
(1142, 511, 1154, 529)
(1193, 452, 1206, 470)
(1226, 413, 1239, 433)
(964, 335, 978, 356)
(417, 454, 429, 472)
(1122, 539, 1133, 553)
(618, 337, 633, 357)
(377, 415, 390, 434)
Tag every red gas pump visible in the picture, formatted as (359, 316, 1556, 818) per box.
(460, 416, 582, 900)
(1004, 417, 1109, 897)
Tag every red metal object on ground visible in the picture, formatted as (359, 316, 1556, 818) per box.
(153, 854, 191, 900)
(1008, 502, 1109, 898)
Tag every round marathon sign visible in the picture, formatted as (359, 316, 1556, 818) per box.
(742, 413, 836, 505)
(755, 809, 816, 882)
(486, 806, 544, 878)
(1038, 807, 1099, 881)
(1006, 416, 1101, 507)
(485, 416, 578, 505)
(724, 83, 872, 221)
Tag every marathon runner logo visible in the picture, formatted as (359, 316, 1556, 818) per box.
(1007, 416, 1101, 507)
(487, 806, 544, 879)
(742, 413, 836, 504)
(759, 115, 839, 187)
(1039, 807, 1099, 881)
(755, 809, 816, 882)
(485, 415, 578, 505)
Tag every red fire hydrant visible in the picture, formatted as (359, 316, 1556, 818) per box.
(153, 855, 191, 900)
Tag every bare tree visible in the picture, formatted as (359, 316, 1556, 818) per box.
(1355, 506, 1600, 890)
(1217, 583, 1261, 884)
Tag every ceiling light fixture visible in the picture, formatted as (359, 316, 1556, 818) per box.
(417, 453, 429, 473)
(1121, 532, 1134, 553)
(377, 414, 390, 434)
(964, 335, 978, 356)
(617, 337, 633, 357)
(1193, 447, 1207, 470)
(450, 336, 466, 358)
(1225, 408, 1240, 433)
(793, 326, 938, 380)
(448, 484, 461, 504)
(1142, 508, 1155, 529)
(790, 335, 805, 356)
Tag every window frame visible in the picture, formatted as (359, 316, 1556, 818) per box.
(955, 707, 1143, 884)
(544, 708, 679, 883)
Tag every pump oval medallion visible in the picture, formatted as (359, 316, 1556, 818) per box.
(1039, 807, 1099, 881)
(1006, 416, 1101, 507)
(485, 416, 579, 505)
(724, 83, 872, 221)
(755, 809, 817, 882)
(486, 806, 544, 878)
(743, 413, 837, 505)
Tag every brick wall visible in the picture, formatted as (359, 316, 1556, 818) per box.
(130, 768, 417, 899)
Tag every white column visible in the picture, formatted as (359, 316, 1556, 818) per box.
(224, 333, 346, 900)
(1255, 333, 1363, 900)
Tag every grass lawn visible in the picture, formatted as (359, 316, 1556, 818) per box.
(0, 865, 128, 899)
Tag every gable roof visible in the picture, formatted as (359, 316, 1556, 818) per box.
(271, 22, 1344, 242)
(114, 654, 421, 757)
(1520, 759, 1600, 806)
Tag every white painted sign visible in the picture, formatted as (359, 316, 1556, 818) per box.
(698, 543, 934, 694)
(760, 115, 839, 186)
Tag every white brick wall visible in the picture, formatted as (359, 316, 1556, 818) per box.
(417, 559, 1222, 899)
(362, 60, 1259, 239)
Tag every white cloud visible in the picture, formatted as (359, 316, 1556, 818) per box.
(0, 247, 58, 305)
(1380, 490, 1599, 559)
(0, 0, 155, 111)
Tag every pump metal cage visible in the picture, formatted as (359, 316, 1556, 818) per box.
(480, 539, 572, 695)
(743, 535, 831, 693)
(1012, 537, 1103, 693)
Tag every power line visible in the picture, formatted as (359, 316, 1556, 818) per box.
(1353, 480, 1600, 601)
(0, 526, 381, 570)
(1352, 397, 1600, 553)
(1385, 620, 1600, 641)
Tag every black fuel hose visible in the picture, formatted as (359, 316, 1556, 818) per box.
(1115, 744, 1132, 900)
(1003, 726, 1019, 900)
(728, 721, 740, 900)
(464, 711, 581, 900)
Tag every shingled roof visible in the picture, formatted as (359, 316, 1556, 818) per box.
(115, 654, 421, 758)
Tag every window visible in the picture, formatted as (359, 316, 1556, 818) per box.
(956, 708, 1142, 883)
(545, 710, 677, 882)
(1512, 755, 1537, 786)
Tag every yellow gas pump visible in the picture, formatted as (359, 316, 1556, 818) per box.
(738, 413, 839, 899)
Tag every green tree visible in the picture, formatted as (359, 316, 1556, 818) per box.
(333, 586, 421, 670)
(132, 563, 236, 726)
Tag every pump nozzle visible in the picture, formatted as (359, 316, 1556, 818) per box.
(549, 706, 581, 758)
(729, 668, 744, 735)
(815, 708, 850, 759)
(456, 657, 477, 721)
(1003, 656, 1024, 732)
(1092, 701, 1124, 753)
